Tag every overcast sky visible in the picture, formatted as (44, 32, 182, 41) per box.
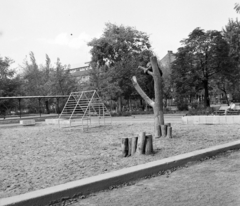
(0, 0, 239, 71)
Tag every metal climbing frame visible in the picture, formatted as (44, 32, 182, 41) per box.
(58, 90, 111, 129)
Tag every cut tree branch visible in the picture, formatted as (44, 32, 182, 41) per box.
(138, 66, 153, 76)
(131, 76, 155, 107)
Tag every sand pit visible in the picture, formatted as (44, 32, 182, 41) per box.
(1, 120, 240, 198)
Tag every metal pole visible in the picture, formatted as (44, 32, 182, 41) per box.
(57, 98, 60, 117)
(38, 98, 41, 117)
(18, 98, 21, 119)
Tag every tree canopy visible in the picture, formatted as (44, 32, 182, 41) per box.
(88, 23, 153, 111)
(0, 57, 22, 115)
(172, 27, 233, 107)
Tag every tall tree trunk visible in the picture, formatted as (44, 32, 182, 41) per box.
(203, 79, 210, 107)
(140, 98, 144, 111)
(110, 99, 112, 112)
(117, 96, 122, 113)
(131, 56, 164, 138)
(128, 98, 132, 112)
(45, 100, 50, 114)
(151, 56, 164, 135)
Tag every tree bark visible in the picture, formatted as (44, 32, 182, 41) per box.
(127, 137, 132, 156)
(167, 126, 172, 138)
(137, 132, 146, 155)
(145, 135, 154, 155)
(160, 125, 167, 137)
(117, 96, 122, 113)
(121, 138, 128, 157)
(203, 79, 210, 107)
(132, 76, 154, 107)
(151, 56, 164, 137)
(45, 100, 50, 114)
(131, 136, 138, 155)
(131, 56, 165, 138)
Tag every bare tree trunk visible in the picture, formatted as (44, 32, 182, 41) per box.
(117, 96, 122, 113)
(203, 79, 210, 107)
(131, 56, 165, 138)
(151, 56, 164, 137)
(45, 100, 50, 114)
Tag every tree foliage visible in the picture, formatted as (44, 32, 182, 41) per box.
(234, 3, 240, 13)
(21, 52, 78, 96)
(0, 57, 22, 115)
(20, 52, 78, 113)
(172, 27, 233, 107)
(223, 18, 240, 101)
(88, 23, 153, 111)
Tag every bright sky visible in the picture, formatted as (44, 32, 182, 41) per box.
(0, 0, 239, 72)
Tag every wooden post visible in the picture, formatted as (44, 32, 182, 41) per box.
(167, 127, 173, 138)
(145, 135, 154, 155)
(128, 137, 132, 156)
(137, 132, 146, 155)
(158, 125, 162, 137)
(131, 136, 138, 155)
(161, 125, 167, 137)
(121, 138, 128, 157)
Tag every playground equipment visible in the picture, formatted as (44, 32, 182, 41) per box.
(58, 90, 111, 129)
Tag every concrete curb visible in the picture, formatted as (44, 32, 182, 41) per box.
(182, 115, 240, 125)
(1, 140, 240, 206)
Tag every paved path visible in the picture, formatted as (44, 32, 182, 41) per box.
(68, 151, 240, 206)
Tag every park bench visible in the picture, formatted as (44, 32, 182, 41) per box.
(213, 105, 240, 115)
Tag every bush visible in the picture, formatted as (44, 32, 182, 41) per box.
(177, 101, 188, 111)
(186, 107, 215, 116)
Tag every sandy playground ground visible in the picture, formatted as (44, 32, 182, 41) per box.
(1, 116, 240, 198)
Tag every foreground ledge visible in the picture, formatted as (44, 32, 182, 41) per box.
(1, 140, 240, 206)
(182, 115, 240, 125)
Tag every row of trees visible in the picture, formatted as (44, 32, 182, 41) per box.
(172, 18, 240, 108)
(1, 5, 240, 115)
(86, 16, 240, 111)
(0, 53, 79, 115)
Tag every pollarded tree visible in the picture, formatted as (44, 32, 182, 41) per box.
(172, 28, 232, 107)
(88, 23, 152, 112)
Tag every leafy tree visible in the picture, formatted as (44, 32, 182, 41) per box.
(88, 23, 152, 112)
(50, 58, 78, 95)
(0, 57, 22, 116)
(21, 51, 44, 96)
(234, 3, 240, 13)
(223, 18, 240, 102)
(172, 28, 232, 107)
(21, 53, 78, 113)
(223, 19, 240, 65)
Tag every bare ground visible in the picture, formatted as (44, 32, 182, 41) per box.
(1, 119, 240, 198)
